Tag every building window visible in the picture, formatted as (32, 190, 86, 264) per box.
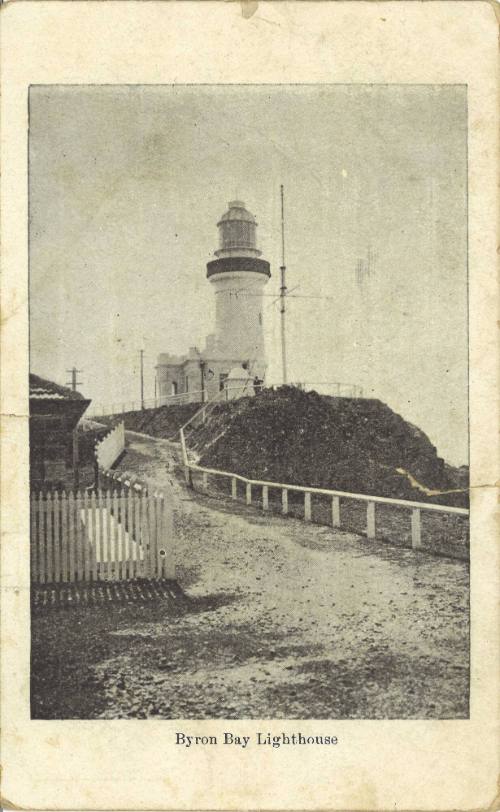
(171, 381, 178, 395)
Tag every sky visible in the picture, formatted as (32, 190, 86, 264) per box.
(29, 84, 468, 465)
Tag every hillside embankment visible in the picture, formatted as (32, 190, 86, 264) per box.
(103, 402, 201, 439)
(191, 387, 468, 508)
(115, 387, 468, 508)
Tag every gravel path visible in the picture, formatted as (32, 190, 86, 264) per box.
(86, 431, 470, 719)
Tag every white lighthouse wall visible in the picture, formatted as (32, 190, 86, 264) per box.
(210, 271, 268, 378)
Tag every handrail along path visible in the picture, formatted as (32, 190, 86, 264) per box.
(179, 425, 468, 553)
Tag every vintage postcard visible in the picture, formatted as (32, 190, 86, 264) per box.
(1, 2, 498, 810)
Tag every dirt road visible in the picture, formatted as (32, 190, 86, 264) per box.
(84, 430, 469, 719)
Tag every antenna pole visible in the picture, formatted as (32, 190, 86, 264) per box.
(280, 184, 288, 385)
(140, 349, 145, 410)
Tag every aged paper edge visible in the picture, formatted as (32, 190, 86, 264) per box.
(1, 2, 499, 810)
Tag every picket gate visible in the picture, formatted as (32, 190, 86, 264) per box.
(30, 489, 174, 584)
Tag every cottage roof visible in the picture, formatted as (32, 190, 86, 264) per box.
(29, 373, 86, 401)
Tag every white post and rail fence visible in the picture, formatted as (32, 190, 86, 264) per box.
(87, 390, 208, 417)
(87, 381, 365, 418)
(179, 427, 469, 556)
(87, 384, 253, 418)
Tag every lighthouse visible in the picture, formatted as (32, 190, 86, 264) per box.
(207, 201, 271, 379)
(156, 200, 271, 403)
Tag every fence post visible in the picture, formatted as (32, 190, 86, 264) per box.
(161, 494, 175, 579)
(304, 491, 312, 521)
(46, 491, 53, 584)
(262, 485, 269, 511)
(202, 472, 208, 490)
(246, 483, 252, 505)
(231, 477, 237, 499)
(367, 501, 376, 539)
(94, 446, 100, 489)
(411, 508, 422, 549)
(38, 491, 46, 584)
(61, 490, 69, 582)
(68, 490, 75, 583)
(282, 488, 288, 515)
(179, 428, 192, 487)
(332, 495, 340, 528)
(53, 491, 60, 583)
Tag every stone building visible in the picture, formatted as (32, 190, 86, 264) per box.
(156, 201, 271, 403)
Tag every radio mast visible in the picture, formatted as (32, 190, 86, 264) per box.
(280, 184, 288, 385)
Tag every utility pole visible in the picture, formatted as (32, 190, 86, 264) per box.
(200, 358, 206, 403)
(66, 367, 83, 491)
(280, 184, 288, 385)
(193, 347, 206, 403)
(140, 349, 145, 410)
(66, 367, 83, 392)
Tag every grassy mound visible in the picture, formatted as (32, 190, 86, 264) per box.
(107, 402, 202, 439)
(193, 387, 468, 508)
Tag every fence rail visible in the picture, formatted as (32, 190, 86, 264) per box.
(179, 427, 468, 554)
(30, 487, 174, 584)
(87, 390, 206, 417)
(178, 385, 253, 436)
(292, 381, 364, 398)
(87, 381, 366, 418)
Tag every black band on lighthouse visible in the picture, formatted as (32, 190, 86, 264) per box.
(206, 256, 271, 279)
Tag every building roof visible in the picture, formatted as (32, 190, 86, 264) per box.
(29, 373, 87, 401)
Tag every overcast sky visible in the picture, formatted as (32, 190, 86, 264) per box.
(29, 84, 468, 465)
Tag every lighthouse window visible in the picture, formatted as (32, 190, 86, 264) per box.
(221, 220, 254, 250)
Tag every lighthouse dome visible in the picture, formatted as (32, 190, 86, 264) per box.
(218, 201, 257, 225)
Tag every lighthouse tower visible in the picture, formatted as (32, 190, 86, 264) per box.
(156, 200, 271, 404)
(206, 201, 271, 380)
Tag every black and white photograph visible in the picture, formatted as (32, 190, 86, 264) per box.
(28, 83, 470, 721)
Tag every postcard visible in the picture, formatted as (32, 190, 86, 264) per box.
(1, 2, 498, 809)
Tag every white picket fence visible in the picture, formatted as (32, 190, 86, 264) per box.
(95, 422, 125, 470)
(179, 427, 468, 553)
(30, 488, 174, 584)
